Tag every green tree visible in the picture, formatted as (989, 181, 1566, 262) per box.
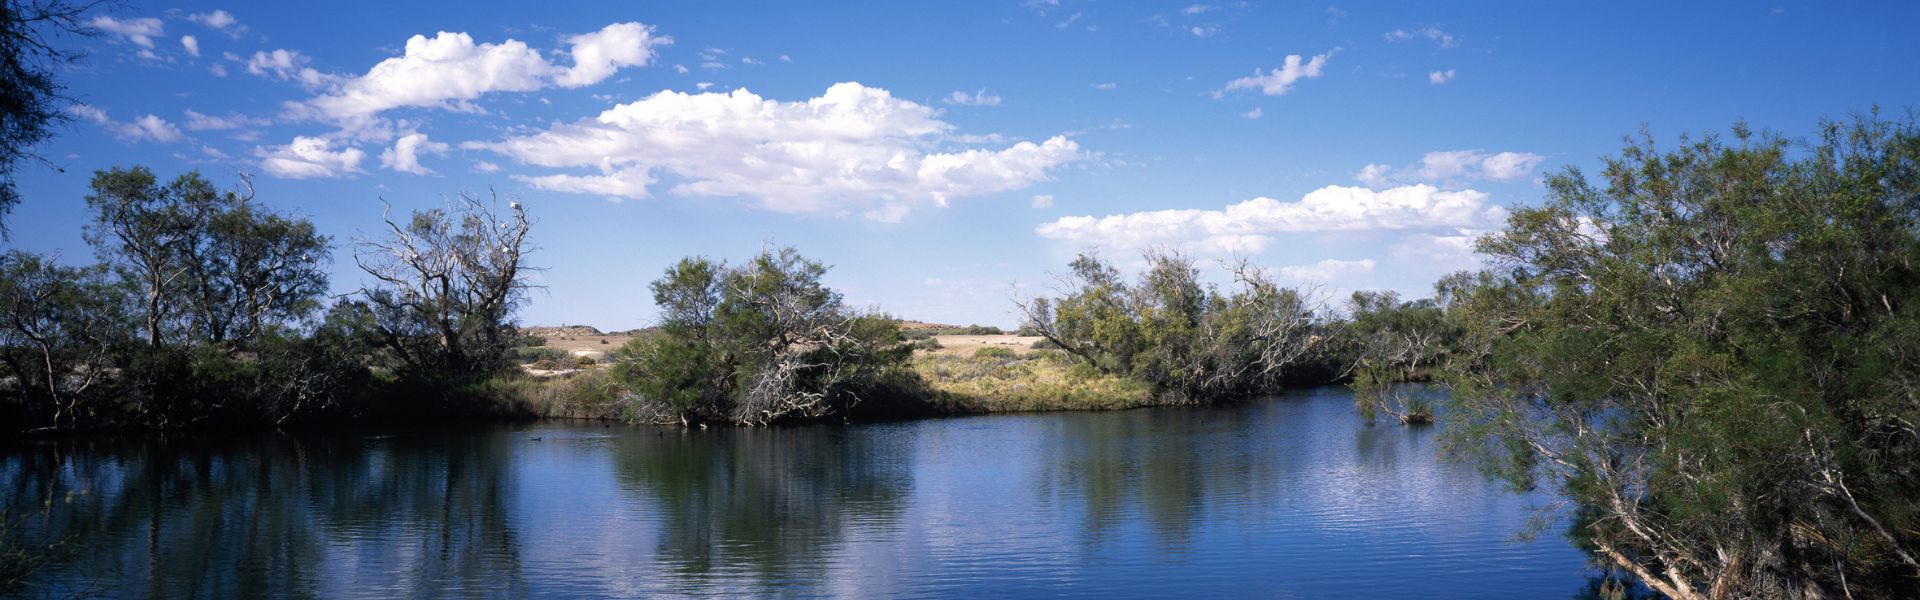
(1442, 115, 1920, 598)
(84, 168, 328, 350)
(80, 167, 334, 426)
(1343, 289, 1454, 424)
(1019, 251, 1324, 402)
(614, 247, 910, 426)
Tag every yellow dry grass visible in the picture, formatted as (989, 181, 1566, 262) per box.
(910, 348, 1157, 413)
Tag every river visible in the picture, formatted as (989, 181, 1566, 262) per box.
(1, 386, 1604, 598)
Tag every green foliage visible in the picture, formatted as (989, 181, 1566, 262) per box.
(513, 346, 569, 364)
(84, 167, 331, 349)
(1021, 250, 1325, 402)
(1342, 289, 1458, 424)
(0, 0, 94, 232)
(1442, 114, 1920, 597)
(611, 334, 717, 424)
(612, 247, 913, 426)
(0, 167, 352, 430)
(0, 168, 548, 431)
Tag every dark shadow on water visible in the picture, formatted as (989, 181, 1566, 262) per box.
(2, 428, 527, 598)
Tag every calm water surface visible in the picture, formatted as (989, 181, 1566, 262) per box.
(3, 387, 1601, 598)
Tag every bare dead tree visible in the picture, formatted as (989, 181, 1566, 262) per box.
(353, 190, 537, 376)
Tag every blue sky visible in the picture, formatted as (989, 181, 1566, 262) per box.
(11, 1, 1919, 329)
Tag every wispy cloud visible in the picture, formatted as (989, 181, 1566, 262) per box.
(1385, 26, 1456, 48)
(945, 89, 1003, 107)
(69, 104, 183, 143)
(1220, 51, 1333, 96)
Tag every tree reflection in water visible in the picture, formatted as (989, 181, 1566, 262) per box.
(0, 429, 526, 598)
(0, 390, 1602, 598)
(609, 425, 913, 594)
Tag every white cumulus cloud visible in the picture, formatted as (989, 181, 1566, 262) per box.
(245, 49, 335, 89)
(294, 23, 670, 127)
(1478, 151, 1546, 180)
(258, 136, 365, 179)
(1355, 163, 1392, 187)
(1222, 51, 1332, 96)
(1034, 184, 1506, 254)
(180, 35, 199, 57)
(476, 82, 1082, 218)
(553, 22, 670, 87)
(1428, 69, 1455, 85)
(90, 16, 163, 48)
(379, 133, 451, 175)
(187, 10, 241, 35)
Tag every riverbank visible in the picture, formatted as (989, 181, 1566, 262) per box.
(497, 333, 1172, 422)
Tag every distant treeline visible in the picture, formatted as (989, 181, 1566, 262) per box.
(0, 160, 1460, 434)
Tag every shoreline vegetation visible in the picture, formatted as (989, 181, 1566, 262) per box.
(495, 332, 1169, 422)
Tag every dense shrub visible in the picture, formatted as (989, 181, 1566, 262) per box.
(1019, 251, 1326, 402)
(611, 247, 914, 426)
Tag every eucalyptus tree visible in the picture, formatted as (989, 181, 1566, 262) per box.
(73, 167, 333, 425)
(83, 168, 328, 350)
(353, 192, 535, 378)
(1442, 115, 1920, 598)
